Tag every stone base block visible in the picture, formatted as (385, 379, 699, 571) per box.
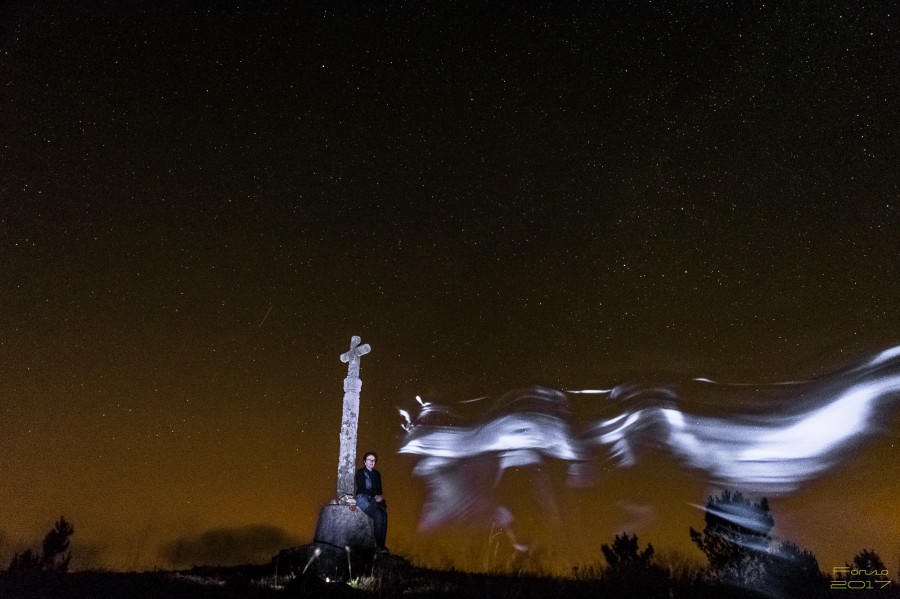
(313, 503, 375, 550)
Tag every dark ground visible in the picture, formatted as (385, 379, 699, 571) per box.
(1, 552, 898, 599)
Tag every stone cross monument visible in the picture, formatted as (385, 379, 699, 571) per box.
(336, 335, 371, 504)
(312, 335, 377, 552)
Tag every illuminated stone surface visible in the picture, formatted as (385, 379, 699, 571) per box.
(313, 503, 376, 549)
(336, 335, 371, 503)
(308, 336, 375, 556)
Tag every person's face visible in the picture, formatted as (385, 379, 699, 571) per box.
(365, 455, 377, 471)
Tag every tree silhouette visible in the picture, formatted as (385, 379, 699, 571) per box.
(835, 549, 894, 589)
(6, 517, 73, 576)
(766, 540, 825, 598)
(849, 549, 887, 573)
(689, 490, 774, 586)
(41, 517, 73, 573)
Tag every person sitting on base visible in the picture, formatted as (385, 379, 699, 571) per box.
(355, 451, 388, 551)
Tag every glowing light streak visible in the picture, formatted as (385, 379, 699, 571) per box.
(399, 346, 900, 533)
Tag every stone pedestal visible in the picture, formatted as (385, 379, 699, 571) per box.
(313, 503, 375, 549)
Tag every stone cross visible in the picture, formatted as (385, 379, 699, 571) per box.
(336, 335, 371, 503)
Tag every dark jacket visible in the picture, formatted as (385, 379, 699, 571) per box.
(355, 467, 383, 499)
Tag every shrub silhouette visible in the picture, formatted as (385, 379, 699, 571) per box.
(600, 532, 669, 598)
(601, 532, 655, 572)
(7, 549, 43, 576)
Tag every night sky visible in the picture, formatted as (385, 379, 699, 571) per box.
(2, 1, 898, 574)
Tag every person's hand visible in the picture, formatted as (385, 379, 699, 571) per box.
(375, 495, 384, 502)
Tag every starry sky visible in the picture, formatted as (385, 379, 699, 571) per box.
(2, 1, 898, 574)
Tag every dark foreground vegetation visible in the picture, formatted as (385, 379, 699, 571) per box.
(3, 495, 899, 598)
(2, 555, 899, 599)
